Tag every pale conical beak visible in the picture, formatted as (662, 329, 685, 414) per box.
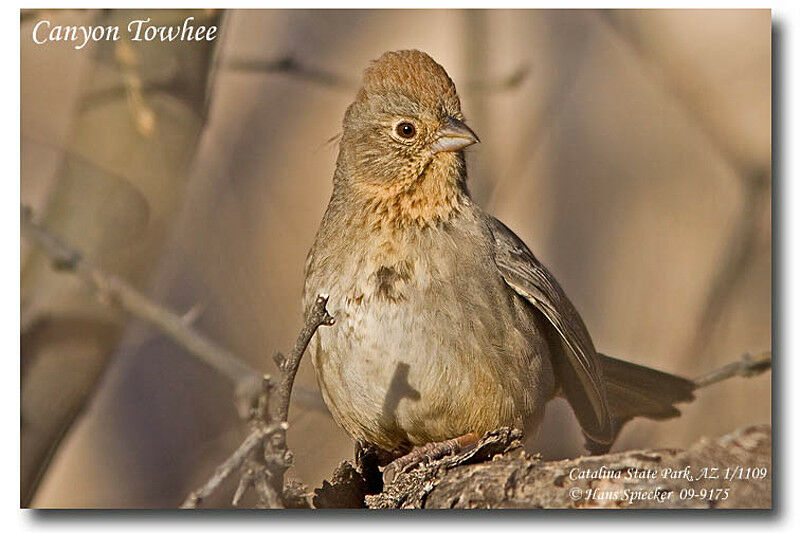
(430, 117, 480, 153)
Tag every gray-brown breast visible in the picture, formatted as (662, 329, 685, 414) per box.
(303, 205, 557, 450)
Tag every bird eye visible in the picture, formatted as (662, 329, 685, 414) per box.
(395, 122, 416, 139)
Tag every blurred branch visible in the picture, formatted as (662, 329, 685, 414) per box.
(685, 171, 770, 358)
(82, 54, 529, 113)
(596, 11, 760, 174)
(486, 19, 591, 209)
(224, 56, 351, 88)
(596, 13, 771, 361)
(468, 64, 530, 93)
(222, 54, 529, 94)
(23, 204, 334, 508)
(694, 350, 771, 389)
(23, 205, 262, 415)
(21, 9, 226, 507)
(83, 64, 530, 110)
(183, 295, 334, 509)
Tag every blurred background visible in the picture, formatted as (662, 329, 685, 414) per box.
(20, 9, 771, 508)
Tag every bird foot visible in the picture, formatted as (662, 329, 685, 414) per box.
(382, 433, 479, 485)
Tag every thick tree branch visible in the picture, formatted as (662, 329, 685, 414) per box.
(316, 425, 771, 509)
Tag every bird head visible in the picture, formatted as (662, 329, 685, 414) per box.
(337, 50, 479, 200)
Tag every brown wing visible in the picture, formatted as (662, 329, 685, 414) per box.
(487, 217, 614, 446)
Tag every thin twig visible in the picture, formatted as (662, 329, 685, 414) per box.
(231, 468, 254, 507)
(183, 295, 333, 508)
(248, 295, 332, 507)
(694, 351, 772, 389)
(180, 422, 284, 509)
(272, 296, 334, 422)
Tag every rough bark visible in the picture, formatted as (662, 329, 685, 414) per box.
(315, 425, 771, 510)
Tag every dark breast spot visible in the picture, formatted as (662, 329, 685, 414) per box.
(372, 261, 413, 301)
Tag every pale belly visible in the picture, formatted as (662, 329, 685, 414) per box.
(309, 275, 555, 452)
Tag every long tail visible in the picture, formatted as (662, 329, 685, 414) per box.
(584, 351, 771, 454)
(584, 354, 695, 454)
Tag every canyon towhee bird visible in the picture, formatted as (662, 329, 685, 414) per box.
(304, 50, 694, 474)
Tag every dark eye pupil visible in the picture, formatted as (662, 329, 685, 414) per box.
(397, 122, 416, 138)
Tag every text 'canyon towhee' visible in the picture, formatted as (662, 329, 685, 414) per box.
(304, 50, 695, 474)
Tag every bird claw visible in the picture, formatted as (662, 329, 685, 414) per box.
(381, 433, 479, 485)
